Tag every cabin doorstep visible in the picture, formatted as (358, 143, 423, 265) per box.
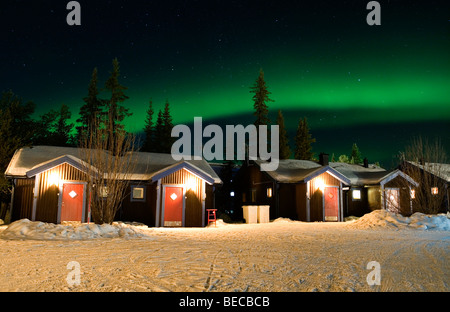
(4, 146, 221, 227)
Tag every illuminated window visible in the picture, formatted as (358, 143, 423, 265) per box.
(431, 187, 438, 195)
(352, 189, 361, 200)
(100, 186, 109, 198)
(230, 191, 235, 197)
(131, 185, 146, 202)
(410, 189, 415, 199)
(267, 187, 273, 198)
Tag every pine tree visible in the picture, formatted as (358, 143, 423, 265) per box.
(104, 58, 131, 154)
(154, 109, 164, 152)
(53, 104, 75, 146)
(34, 104, 74, 146)
(142, 99, 154, 152)
(276, 110, 291, 159)
(0, 91, 35, 202)
(76, 67, 104, 144)
(250, 69, 273, 128)
(294, 117, 316, 160)
(350, 143, 362, 164)
(331, 153, 336, 162)
(161, 99, 174, 153)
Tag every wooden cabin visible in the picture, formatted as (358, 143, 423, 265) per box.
(399, 161, 450, 213)
(330, 160, 419, 216)
(235, 158, 351, 222)
(4, 146, 221, 227)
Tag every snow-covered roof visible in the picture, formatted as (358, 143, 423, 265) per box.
(329, 162, 386, 186)
(5, 146, 221, 184)
(329, 162, 418, 187)
(254, 159, 351, 185)
(406, 161, 450, 182)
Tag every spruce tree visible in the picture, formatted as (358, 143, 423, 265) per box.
(250, 69, 273, 127)
(331, 153, 336, 162)
(76, 67, 103, 144)
(161, 99, 174, 153)
(54, 104, 75, 146)
(294, 117, 316, 160)
(104, 58, 131, 154)
(250, 69, 273, 128)
(350, 143, 362, 164)
(34, 104, 74, 146)
(142, 99, 154, 152)
(250, 69, 274, 157)
(276, 110, 291, 159)
(0, 91, 35, 201)
(154, 109, 164, 153)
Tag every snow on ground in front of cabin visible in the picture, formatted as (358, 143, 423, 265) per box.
(0, 210, 449, 292)
(0, 219, 153, 240)
(345, 209, 450, 231)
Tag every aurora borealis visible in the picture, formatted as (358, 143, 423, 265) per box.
(1, 0, 449, 167)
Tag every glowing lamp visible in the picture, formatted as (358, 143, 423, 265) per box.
(187, 178, 197, 191)
(48, 173, 60, 186)
(316, 180, 325, 192)
(431, 187, 438, 195)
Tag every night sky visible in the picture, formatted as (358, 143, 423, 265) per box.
(1, 0, 449, 168)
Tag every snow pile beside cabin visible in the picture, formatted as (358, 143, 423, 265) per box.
(346, 209, 450, 231)
(0, 219, 154, 240)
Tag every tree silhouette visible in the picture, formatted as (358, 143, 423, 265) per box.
(76, 67, 104, 145)
(294, 117, 316, 160)
(104, 58, 132, 155)
(276, 110, 291, 159)
(142, 99, 155, 152)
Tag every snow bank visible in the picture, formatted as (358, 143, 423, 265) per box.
(206, 219, 232, 228)
(346, 210, 450, 231)
(0, 219, 154, 240)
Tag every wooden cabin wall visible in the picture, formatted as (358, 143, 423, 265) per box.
(35, 163, 89, 223)
(160, 168, 204, 227)
(205, 184, 215, 209)
(235, 163, 276, 220)
(368, 186, 381, 211)
(12, 178, 35, 221)
(345, 188, 370, 217)
(119, 182, 157, 226)
(384, 176, 413, 215)
(295, 183, 307, 221)
(278, 184, 296, 220)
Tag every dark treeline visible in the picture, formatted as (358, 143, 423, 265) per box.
(0, 62, 368, 210)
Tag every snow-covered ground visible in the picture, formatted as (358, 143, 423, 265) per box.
(0, 210, 448, 292)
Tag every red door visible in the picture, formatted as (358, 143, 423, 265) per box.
(324, 187, 339, 221)
(164, 186, 184, 227)
(61, 183, 84, 222)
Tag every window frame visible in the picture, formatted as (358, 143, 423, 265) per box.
(352, 189, 362, 201)
(130, 185, 146, 202)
